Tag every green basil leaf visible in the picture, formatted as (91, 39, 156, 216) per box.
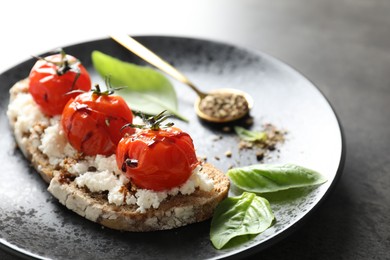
(234, 126, 267, 142)
(91, 51, 188, 121)
(210, 192, 274, 249)
(227, 164, 327, 193)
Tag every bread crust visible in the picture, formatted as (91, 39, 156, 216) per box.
(48, 163, 229, 231)
(8, 79, 230, 231)
(8, 79, 54, 183)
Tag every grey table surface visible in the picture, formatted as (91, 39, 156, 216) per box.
(1, 0, 389, 259)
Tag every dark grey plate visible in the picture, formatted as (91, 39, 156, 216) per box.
(0, 36, 345, 260)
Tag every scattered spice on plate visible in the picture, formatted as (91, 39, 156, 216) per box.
(211, 135, 223, 141)
(225, 150, 232, 158)
(236, 123, 287, 161)
(205, 122, 286, 166)
(255, 151, 264, 161)
(222, 126, 231, 132)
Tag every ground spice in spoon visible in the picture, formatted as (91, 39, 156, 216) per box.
(199, 92, 249, 120)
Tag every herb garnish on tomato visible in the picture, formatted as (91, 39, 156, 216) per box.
(28, 50, 91, 116)
(117, 111, 199, 191)
(61, 84, 134, 156)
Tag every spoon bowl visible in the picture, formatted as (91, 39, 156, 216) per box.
(110, 34, 253, 123)
(195, 88, 253, 123)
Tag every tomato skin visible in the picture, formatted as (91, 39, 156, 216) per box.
(28, 54, 91, 116)
(116, 127, 199, 191)
(61, 92, 134, 156)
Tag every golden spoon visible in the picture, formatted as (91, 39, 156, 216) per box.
(110, 34, 253, 123)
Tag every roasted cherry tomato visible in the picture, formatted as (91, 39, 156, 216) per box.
(29, 50, 91, 116)
(61, 86, 134, 156)
(116, 113, 199, 191)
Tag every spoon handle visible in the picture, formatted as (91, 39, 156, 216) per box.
(110, 34, 206, 98)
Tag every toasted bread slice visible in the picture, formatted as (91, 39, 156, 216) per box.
(48, 163, 229, 231)
(7, 79, 230, 231)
